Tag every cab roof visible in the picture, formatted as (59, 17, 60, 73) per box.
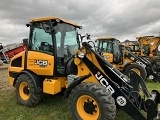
(97, 37, 117, 40)
(136, 36, 160, 39)
(30, 16, 81, 28)
(136, 36, 154, 39)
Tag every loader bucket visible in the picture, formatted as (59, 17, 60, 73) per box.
(129, 70, 160, 120)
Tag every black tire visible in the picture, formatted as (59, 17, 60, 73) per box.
(15, 73, 42, 107)
(69, 82, 116, 120)
(124, 64, 147, 80)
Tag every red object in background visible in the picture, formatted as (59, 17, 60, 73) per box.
(0, 44, 27, 60)
(0, 39, 28, 64)
(4, 45, 27, 58)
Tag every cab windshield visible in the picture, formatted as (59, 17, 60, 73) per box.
(99, 40, 120, 55)
(53, 22, 79, 74)
(30, 22, 79, 56)
(98, 39, 122, 63)
(53, 23, 79, 57)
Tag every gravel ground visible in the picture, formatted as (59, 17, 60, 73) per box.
(0, 64, 12, 91)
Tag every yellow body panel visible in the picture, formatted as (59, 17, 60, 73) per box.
(27, 51, 54, 76)
(103, 53, 113, 63)
(9, 51, 26, 68)
(43, 77, 67, 95)
(8, 76, 14, 86)
(8, 51, 26, 86)
(8, 67, 24, 86)
(43, 80, 61, 94)
(77, 62, 99, 83)
(74, 57, 82, 65)
(74, 50, 108, 84)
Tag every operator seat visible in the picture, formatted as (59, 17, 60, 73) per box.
(39, 42, 50, 51)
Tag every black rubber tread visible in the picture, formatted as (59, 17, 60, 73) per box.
(69, 82, 116, 120)
(15, 74, 42, 107)
(124, 64, 147, 80)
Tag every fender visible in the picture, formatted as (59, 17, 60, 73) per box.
(65, 57, 78, 76)
(123, 63, 132, 72)
(13, 70, 43, 92)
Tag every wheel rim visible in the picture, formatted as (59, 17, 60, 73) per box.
(131, 68, 140, 76)
(77, 95, 99, 120)
(19, 82, 30, 100)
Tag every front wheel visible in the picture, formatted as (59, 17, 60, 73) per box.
(124, 64, 147, 80)
(69, 82, 116, 120)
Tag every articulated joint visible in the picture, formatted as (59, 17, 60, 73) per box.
(64, 73, 91, 98)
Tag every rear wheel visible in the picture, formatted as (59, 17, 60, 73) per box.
(124, 64, 147, 80)
(15, 74, 42, 106)
(69, 82, 116, 120)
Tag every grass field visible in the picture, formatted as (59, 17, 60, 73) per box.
(0, 64, 160, 120)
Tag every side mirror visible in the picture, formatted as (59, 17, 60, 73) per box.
(22, 38, 29, 49)
(86, 33, 90, 40)
(23, 38, 28, 45)
(26, 23, 30, 27)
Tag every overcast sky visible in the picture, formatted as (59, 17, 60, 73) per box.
(0, 0, 160, 45)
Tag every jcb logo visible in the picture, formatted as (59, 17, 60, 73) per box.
(95, 72, 115, 95)
(136, 60, 146, 68)
(34, 60, 48, 66)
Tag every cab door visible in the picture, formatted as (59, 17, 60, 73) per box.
(27, 22, 55, 76)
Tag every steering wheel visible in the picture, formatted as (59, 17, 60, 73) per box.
(48, 45, 54, 52)
(64, 45, 72, 56)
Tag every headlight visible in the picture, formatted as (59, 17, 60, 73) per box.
(56, 18, 60, 22)
(78, 51, 84, 58)
(149, 75, 154, 80)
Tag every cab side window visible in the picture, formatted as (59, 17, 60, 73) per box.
(31, 23, 53, 55)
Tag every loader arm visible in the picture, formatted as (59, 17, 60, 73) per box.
(75, 42, 160, 120)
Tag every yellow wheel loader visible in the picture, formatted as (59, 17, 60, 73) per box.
(120, 40, 140, 55)
(96, 37, 160, 82)
(136, 36, 160, 72)
(96, 37, 147, 79)
(121, 36, 160, 81)
(8, 16, 160, 120)
(136, 36, 160, 57)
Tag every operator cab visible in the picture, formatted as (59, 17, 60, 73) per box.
(27, 17, 81, 76)
(96, 38, 122, 63)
